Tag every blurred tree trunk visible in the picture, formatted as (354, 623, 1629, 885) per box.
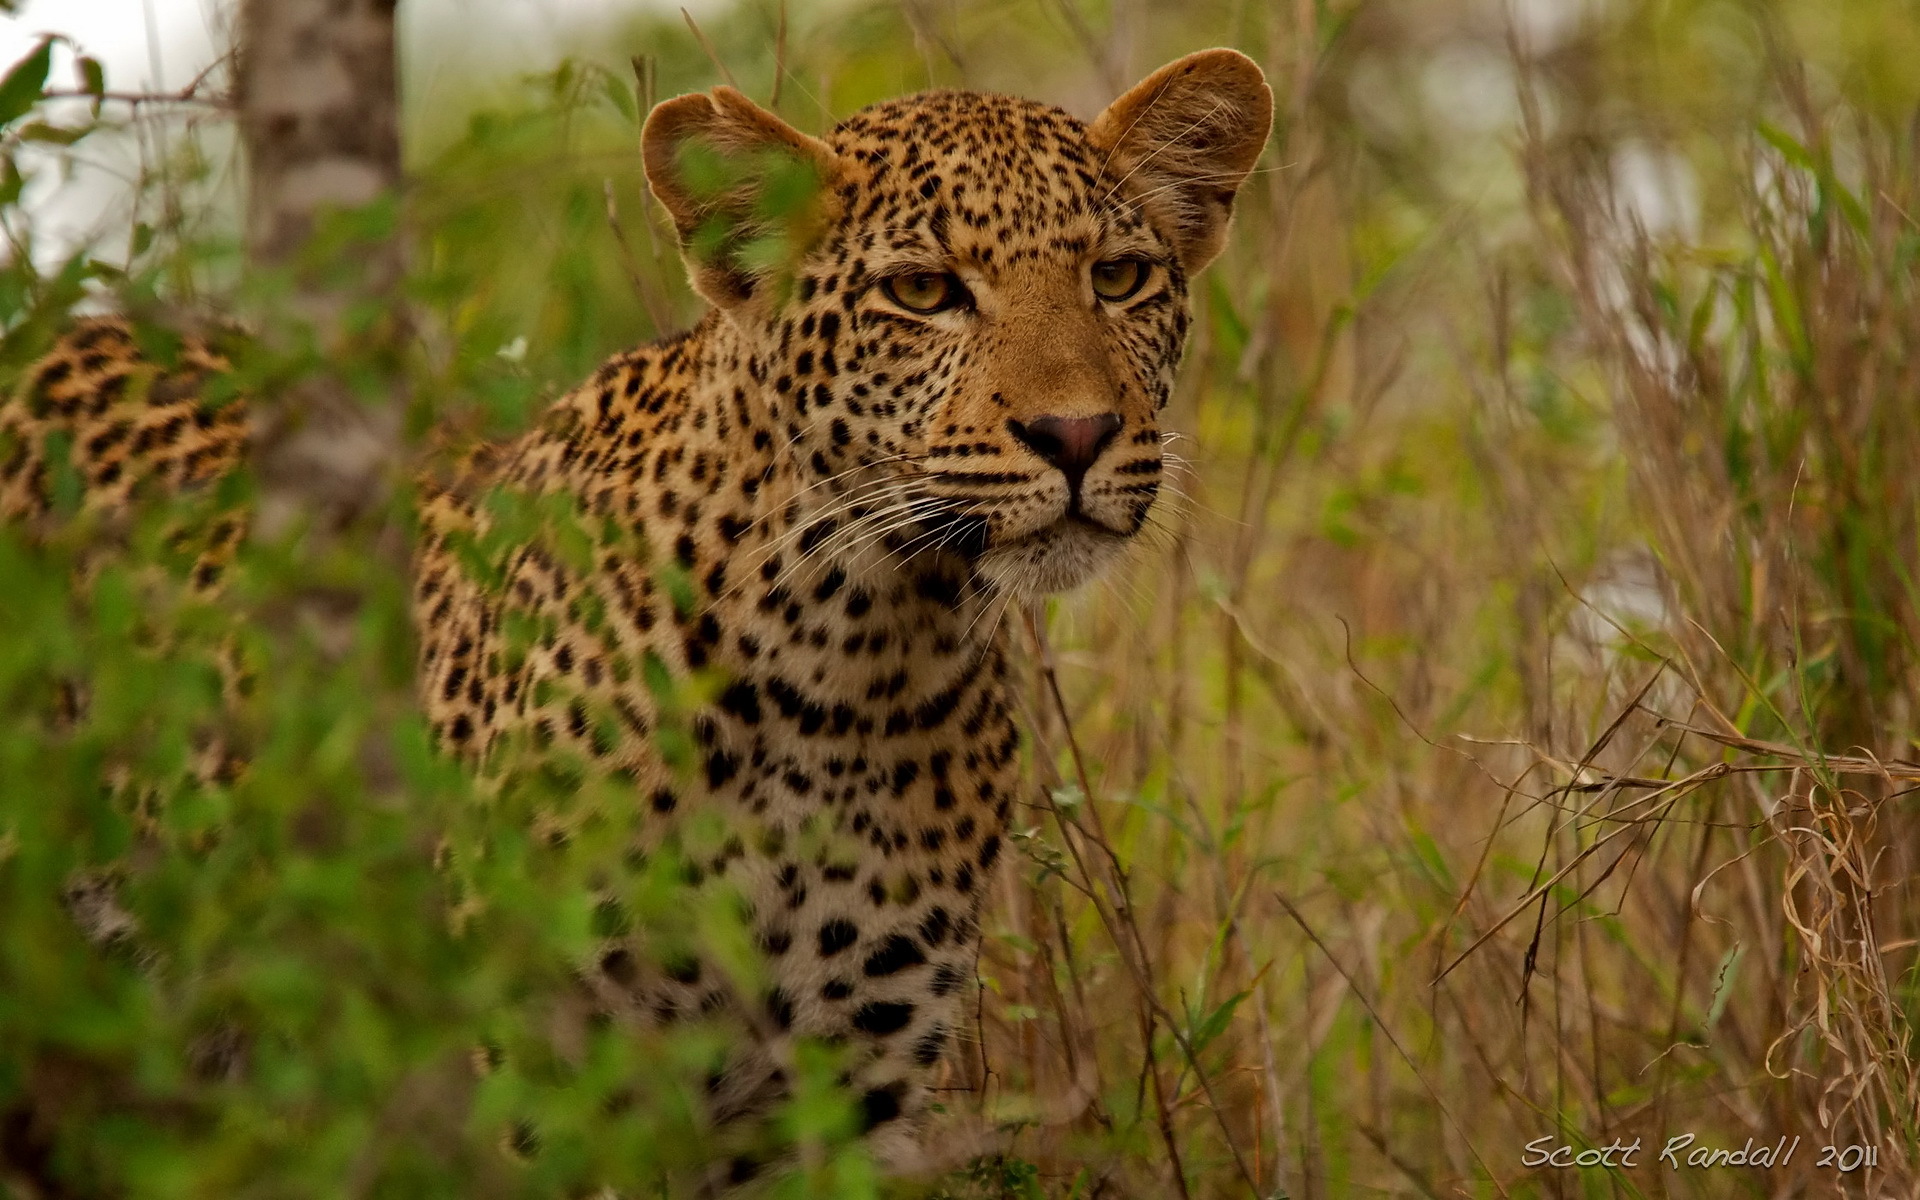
(235, 0, 405, 543)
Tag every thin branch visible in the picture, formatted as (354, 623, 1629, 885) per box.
(680, 9, 739, 89)
(603, 178, 672, 334)
(1024, 608, 1263, 1198)
(41, 88, 229, 109)
(1277, 893, 1511, 1197)
(769, 0, 788, 109)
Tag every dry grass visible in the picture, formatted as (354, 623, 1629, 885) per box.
(894, 1, 1920, 1196)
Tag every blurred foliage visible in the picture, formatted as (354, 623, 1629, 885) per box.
(0, 27, 877, 1200)
(4, 0, 1920, 1196)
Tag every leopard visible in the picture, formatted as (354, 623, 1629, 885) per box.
(0, 48, 1272, 1182)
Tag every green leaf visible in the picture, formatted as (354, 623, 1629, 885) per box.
(0, 37, 53, 130)
(1208, 272, 1249, 357)
(1823, 175, 1870, 239)
(16, 121, 90, 146)
(1188, 988, 1250, 1056)
(751, 149, 820, 220)
(676, 141, 732, 201)
(42, 430, 82, 516)
(77, 55, 106, 116)
(601, 73, 637, 125)
(656, 562, 696, 619)
(1704, 944, 1744, 1030)
(1755, 120, 1815, 172)
(0, 155, 22, 209)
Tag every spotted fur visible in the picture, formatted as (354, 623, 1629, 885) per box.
(0, 50, 1271, 1176)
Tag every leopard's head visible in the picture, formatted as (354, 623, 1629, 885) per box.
(643, 51, 1271, 596)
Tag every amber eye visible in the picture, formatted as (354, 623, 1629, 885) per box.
(882, 271, 965, 314)
(1091, 258, 1150, 302)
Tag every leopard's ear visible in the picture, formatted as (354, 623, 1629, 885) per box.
(1088, 49, 1272, 276)
(642, 87, 841, 309)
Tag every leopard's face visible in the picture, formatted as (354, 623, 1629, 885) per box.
(753, 93, 1186, 596)
(645, 55, 1272, 598)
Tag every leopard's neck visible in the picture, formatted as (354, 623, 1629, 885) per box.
(496, 316, 1013, 723)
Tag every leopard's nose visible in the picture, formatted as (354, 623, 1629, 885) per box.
(1007, 413, 1123, 493)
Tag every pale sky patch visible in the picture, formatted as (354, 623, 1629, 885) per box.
(0, 0, 706, 263)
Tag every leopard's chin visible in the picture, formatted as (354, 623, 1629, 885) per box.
(973, 518, 1128, 597)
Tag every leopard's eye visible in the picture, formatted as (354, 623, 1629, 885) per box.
(882, 271, 965, 314)
(1091, 258, 1150, 302)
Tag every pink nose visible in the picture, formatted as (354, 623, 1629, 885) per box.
(1008, 413, 1123, 493)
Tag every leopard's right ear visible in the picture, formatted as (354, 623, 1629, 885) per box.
(642, 87, 841, 310)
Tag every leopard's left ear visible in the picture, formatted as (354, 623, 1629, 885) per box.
(1088, 49, 1273, 276)
(643, 86, 842, 309)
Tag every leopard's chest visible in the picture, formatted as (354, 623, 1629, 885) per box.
(643, 557, 1022, 1030)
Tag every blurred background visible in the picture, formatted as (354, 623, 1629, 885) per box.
(5, 0, 1920, 1196)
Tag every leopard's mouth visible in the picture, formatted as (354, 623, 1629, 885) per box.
(1060, 509, 1132, 537)
(1001, 511, 1131, 551)
(970, 514, 1130, 596)
(894, 490, 1134, 595)
(916, 502, 1126, 554)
